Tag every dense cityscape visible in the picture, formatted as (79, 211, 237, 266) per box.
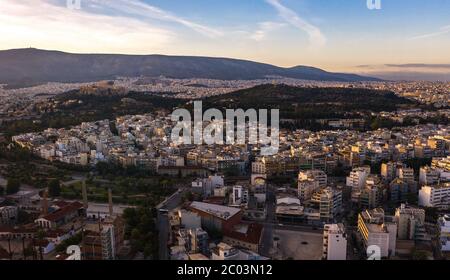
(0, 77, 448, 261)
(0, 1, 449, 274)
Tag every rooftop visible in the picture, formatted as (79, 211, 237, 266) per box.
(224, 223, 263, 245)
(190, 201, 241, 220)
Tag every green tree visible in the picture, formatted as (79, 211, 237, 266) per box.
(48, 179, 61, 197)
(6, 178, 20, 194)
(123, 206, 158, 259)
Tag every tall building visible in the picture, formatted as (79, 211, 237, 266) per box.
(394, 204, 426, 241)
(82, 216, 125, 260)
(346, 166, 370, 190)
(312, 187, 342, 222)
(419, 166, 440, 185)
(397, 167, 415, 183)
(389, 178, 417, 203)
(323, 224, 347, 260)
(381, 162, 404, 182)
(418, 183, 450, 210)
(359, 175, 383, 209)
(358, 208, 397, 258)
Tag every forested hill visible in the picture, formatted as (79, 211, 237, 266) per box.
(202, 84, 415, 114)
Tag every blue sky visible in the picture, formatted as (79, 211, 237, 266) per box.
(1, 0, 449, 75)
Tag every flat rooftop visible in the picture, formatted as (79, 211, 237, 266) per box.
(87, 203, 135, 214)
(366, 223, 388, 234)
(190, 201, 241, 220)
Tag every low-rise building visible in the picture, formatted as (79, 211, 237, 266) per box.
(223, 223, 263, 253)
(211, 242, 240, 260)
(275, 195, 304, 223)
(35, 201, 84, 229)
(189, 202, 242, 232)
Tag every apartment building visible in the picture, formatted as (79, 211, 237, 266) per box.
(298, 170, 328, 188)
(298, 179, 320, 202)
(394, 204, 427, 241)
(323, 223, 347, 260)
(312, 187, 342, 222)
(381, 162, 404, 182)
(346, 166, 371, 190)
(419, 166, 441, 185)
(418, 183, 450, 210)
(358, 208, 397, 258)
(397, 167, 415, 183)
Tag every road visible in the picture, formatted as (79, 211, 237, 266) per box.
(260, 185, 276, 257)
(157, 187, 188, 260)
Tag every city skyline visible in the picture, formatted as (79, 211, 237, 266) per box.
(1, 0, 450, 265)
(1, 0, 450, 80)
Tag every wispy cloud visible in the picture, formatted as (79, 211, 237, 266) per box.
(385, 64, 450, 69)
(250, 21, 286, 41)
(0, 0, 174, 53)
(410, 25, 450, 40)
(86, 0, 223, 38)
(265, 0, 326, 47)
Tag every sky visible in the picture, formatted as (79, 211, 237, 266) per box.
(1, 0, 449, 79)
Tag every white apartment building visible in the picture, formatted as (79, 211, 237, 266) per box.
(418, 183, 450, 210)
(358, 208, 397, 258)
(323, 224, 347, 260)
(397, 167, 415, 182)
(191, 175, 224, 197)
(419, 166, 440, 185)
(346, 166, 371, 190)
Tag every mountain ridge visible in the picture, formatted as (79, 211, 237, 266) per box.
(0, 48, 380, 87)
